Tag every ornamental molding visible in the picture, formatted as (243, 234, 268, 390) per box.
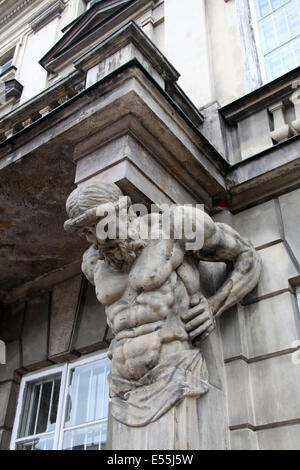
(29, 0, 65, 32)
(0, 0, 37, 26)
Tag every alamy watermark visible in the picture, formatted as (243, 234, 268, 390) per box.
(87, 200, 206, 251)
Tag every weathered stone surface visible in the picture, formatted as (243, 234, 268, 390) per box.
(197, 385, 229, 449)
(245, 242, 298, 302)
(230, 429, 258, 450)
(49, 275, 82, 358)
(279, 188, 300, 267)
(225, 359, 254, 427)
(212, 210, 233, 226)
(257, 424, 300, 450)
(108, 397, 201, 450)
(200, 102, 225, 157)
(0, 302, 24, 343)
(22, 293, 49, 368)
(0, 429, 11, 450)
(74, 282, 107, 352)
(0, 382, 11, 427)
(201, 327, 224, 389)
(233, 199, 282, 249)
(243, 292, 300, 358)
(220, 306, 242, 360)
(251, 353, 300, 427)
(237, 110, 273, 159)
(0, 381, 19, 428)
(0, 341, 20, 383)
(75, 133, 197, 205)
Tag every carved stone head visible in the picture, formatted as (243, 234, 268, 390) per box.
(64, 181, 124, 233)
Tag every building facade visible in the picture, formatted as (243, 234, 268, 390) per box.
(0, 0, 300, 450)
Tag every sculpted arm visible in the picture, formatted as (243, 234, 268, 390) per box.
(171, 206, 261, 339)
(200, 219, 261, 317)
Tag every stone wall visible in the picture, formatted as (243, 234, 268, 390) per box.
(221, 188, 300, 450)
(1, 188, 300, 450)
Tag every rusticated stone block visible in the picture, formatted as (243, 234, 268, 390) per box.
(251, 353, 300, 427)
(243, 292, 300, 358)
(0, 302, 24, 344)
(225, 359, 254, 428)
(258, 424, 300, 450)
(0, 380, 19, 429)
(245, 242, 298, 302)
(0, 340, 20, 383)
(0, 429, 12, 450)
(233, 199, 282, 249)
(279, 188, 300, 267)
(74, 282, 107, 352)
(49, 275, 82, 358)
(220, 305, 242, 360)
(230, 429, 258, 450)
(22, 293, 49, 369)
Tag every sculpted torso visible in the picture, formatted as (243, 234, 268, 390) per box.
(89, 235, 200, 382)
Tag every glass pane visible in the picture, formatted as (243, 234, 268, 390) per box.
(255, 0, 271, 18)
(286, 0, 300, 37)
(62, 422, 107, 450)
(16, 435, 54, 450)
(18, 374, 61, 438)
(282, 46, 297, 69)
(274, 9, 290, 44)
(49, 378, 60, 431)
(36, 381, 52, 434)
(25, 384, 41, 437)
(265, 51, 283, 79)
(260, 17, 277, 53)
(64, 358, 110, 428)
(265, 36, 300, 79)
(271, 0, 284, 9)
(294, 36, 300, 61)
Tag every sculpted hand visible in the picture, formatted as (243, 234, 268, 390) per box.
(181, 295, 216, 342)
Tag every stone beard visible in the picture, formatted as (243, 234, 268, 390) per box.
(65, 182, 261, 427)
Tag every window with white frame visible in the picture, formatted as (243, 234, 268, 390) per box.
(11, 352, 110, 450)
(0, 49, 15, 76)
(251, 0, 300, 81)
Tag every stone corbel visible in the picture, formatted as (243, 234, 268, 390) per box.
(268, 101, 292, 143)
(290, 86, 300, 134)
(0, 79, 23, 109)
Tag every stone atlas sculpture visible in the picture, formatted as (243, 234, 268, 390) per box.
(64, 181, 261, 435)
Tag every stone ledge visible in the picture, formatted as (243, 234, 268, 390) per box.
(220, 67, 300, 125)
(29, 0, 65, 32)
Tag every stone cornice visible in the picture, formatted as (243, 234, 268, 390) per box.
(0, 0, 37, 26)
(220, 66, 300, 124)
(29, 0, 65, 32)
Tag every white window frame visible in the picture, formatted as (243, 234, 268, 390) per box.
(10, 350, 109, 450)
(249, 0, 269, 82)
(249, 0, 300, 83)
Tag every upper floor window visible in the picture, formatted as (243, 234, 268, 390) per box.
(251, 0, 300, 81)
(10, 352, 110, 450)
(0, 49, 15, 77)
